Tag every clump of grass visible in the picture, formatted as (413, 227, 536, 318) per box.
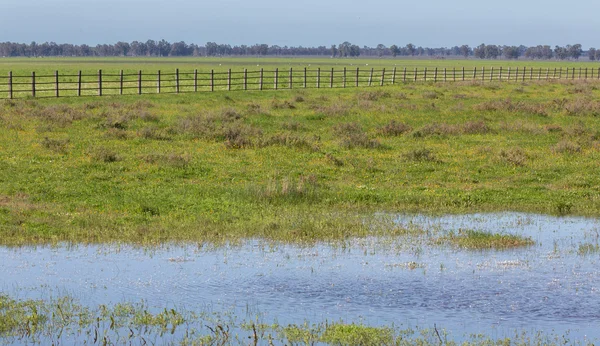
(461, 121, 491, 134)
(422, 91, 439, 99)
(223, 123, 257, 149)
(91, 147, 120, 163)
(578, 242, 600, 255)
(333, 123, 380, 149)
(499, 147, 528, 166)
(142, 153, 190, 168)
(256, 175, 319, 202)
(403, 148, 437, 162)
(258, 133, 317, 151)
(281, 121, 304, 131)
(544, 124, 563, 133)
(271, 100, 296, 110)
(325, 153, 344, 166)
(311, 102, 351, 117)
(138, 126, 171, 140)
(105, 127, 129, 139)
(136, 111, 160, 122)
(320, 323, 395, 346)
(444, 229, 534, 249)
(358, 90, 390, 101)
(553, 140, 581, 154)
(378, 120, 412, 136)
(41, 137, 70, 153)
(474, 99, 548, 117)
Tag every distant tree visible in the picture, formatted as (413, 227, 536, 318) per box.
(484, 45, 501, 59)
(588, 48, 597, 61)
(157, 39, 171, 57)
(405, 43, 416, 56)
(349, 45, 360, 57)
(376, 44, 387, 57)
(459, 45, 471, 58)
(554, 46, 569, 60)
(389, 44, 400, 57)
(568, 44, 582, 59)
(473, 44, 486, 59)
(330, 45, 337, 57)
(503, 46, 520, 59)
(114, 41, 130, 56)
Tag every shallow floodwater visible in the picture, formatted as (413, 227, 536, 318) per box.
(2, 213, 600, 342)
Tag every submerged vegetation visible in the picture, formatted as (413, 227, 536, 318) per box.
(441, 229, 534, 249)
(1, 73, 600, 245)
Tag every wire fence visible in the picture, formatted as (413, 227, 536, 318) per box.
(1, 66, 599, 99)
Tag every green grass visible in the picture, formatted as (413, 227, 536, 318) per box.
(442, 229, 534, 250)
(1, 67, 600, 245)
(0, 294, 593, 345)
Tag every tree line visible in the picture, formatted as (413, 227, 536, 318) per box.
(1, 40, 598, 60)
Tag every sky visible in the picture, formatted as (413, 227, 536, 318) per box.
(2, 0, 600, 48)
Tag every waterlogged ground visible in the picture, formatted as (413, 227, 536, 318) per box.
(2, 212, 600, 344)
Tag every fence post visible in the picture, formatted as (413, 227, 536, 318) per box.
(317, 68, 320, 88)
(522, 67, 526, 82)
(32, 71, 36, 97)
(433, 67, 437, 82)
(55, 70, 59, 97)
(289, 68, 293, 89)
(573, 67, 576, 80)
(537, 68, 541, 80)
(490, 67, 494, 82)
(499, 67, 502, 81)
(330, 67, 334, 88)
(529, 67, 533, 80)
(98, 70, 102, 96)
(211, 70, 214, 91)
(515, 67, 519, 81)
(414, 68, 418, 82)
(194, 69, 198, 92)
(553, 68, 557, 79)
(444, 68, 447, 82)
(120, 70, 124, 95)
(403, 67, 407, 82)
(453, 67, 456, 82)
(259, 68, 263, 90)
(473, 67, 477, 80)
(462, 67, 465, 81)
(392, 67, 396, 84)
(303, 67, 307, 88)
(598, 67, 600, 79)
(77, 71, 82, 96)
(578, 67, 581, 79)
(368, 68, 374, 86)
(138, 70, 142, 95)
(157, 70, 161, 94)
(424, 67, 427, 82)
(8, 71, 12, 99)
(176, 69, 180, 93)
(482, 67, 485, 81)
(559, 67, 562, 79)
(343, 67, 347, 88)
(356, 67, 360, 87)
(380, 68, 385, 86)
(228, 69, 232, 91)
(244, 69, 248, 90)
(274, 68, 278, 90)
(585, 67, 588, 80)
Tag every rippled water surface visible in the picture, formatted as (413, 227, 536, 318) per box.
(2, 213, 600, 342)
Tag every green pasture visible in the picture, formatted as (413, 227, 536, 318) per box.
(1, 59, 600, 245)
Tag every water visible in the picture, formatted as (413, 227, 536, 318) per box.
(1, 212, 600, 342)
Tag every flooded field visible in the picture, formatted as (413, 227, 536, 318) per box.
(2, 212, 600, 344)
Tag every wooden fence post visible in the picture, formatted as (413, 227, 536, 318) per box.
(368, 68, 374, 86)
(356, 67, 360, 87)
(176, 69, 180, 93)
(380, 68, 385, 86)
(403, 67, 407, 82)
(32, 71, 36, 97)
(585, 67, 588, 80)
(157, 70, 161, 94)
(578, 67, 581, 79)
(522, 67, 526, 82)
(392, 67, 396, 84)
(598, 67, 600, 79)
(303, 67, 307, 88)
(8, 71, 12, 99)
(316, 68, 320, 88)
(452, 67, 456, 82)
(138, 70, 142, 95)
(537, 68, 541, 80)
(473, 67, 477, 80)
(343, 67, 347, 88)
(98, 70, 102, 96)
(120, 70, 124, 95)
(462, 67, 465, 81)
(228, 69, 232, 91)
(55, 70, 59, 97)
(194, 69, 198, 92)
(559, 67, 562, 79)
(444, 68, 447, 82)
(289, 68, 293, 89)
(424, 67, 427, 82)
(274, 68, 278, 90)
(259, 68, 263, 90)
(433, 67, 437, 82)
(244, 69, 248, 90)
(499, 67, 503, 81)
(573, 67, 576, 80)
(77, 71, 82, 96)
(529, 67, 533, 80)
(211, 70, 215, 91)
(414, 68, 418, 82)
(490, 67, 494, 82)
(482, 67, 485, 81)
(330, 67, 334, 88)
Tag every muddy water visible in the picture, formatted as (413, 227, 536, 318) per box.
(1, 213, 599, 342)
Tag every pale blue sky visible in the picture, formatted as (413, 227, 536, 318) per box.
(2, 0, 599, 48)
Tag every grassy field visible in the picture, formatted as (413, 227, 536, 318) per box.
(1, 58, 600, 245)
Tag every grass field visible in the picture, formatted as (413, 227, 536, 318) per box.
(1, 58, 600, 245)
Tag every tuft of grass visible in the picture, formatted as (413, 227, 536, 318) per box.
(41, 137, 70, 153)
(578, 242, 600, 255)
(378, 120, 412, 137)
(553, 140, 581, 154)
(443, 229, 534, 250)
(91, 147, 120, 163)
(403, 148, 437, 162)
(499, 148, 528, 167)
(333, 122, 380, 149)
